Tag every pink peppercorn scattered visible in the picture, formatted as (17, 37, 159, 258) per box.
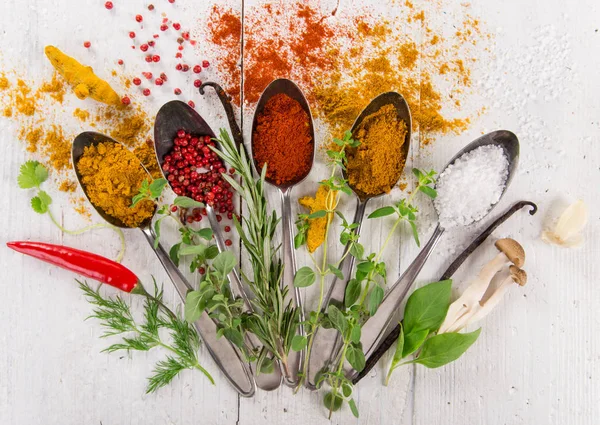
(188, 100, 195, 108)
(105, 1, 113, 10)
(224, 226, 231, 232)
(145, 55, 153, 63)
(198, 267, 205, 275)
(142, 72, 153, 79)
(174, 88, 182, 95)
(193, 65, 202, 74)
(153, 34, 159, 38)
(225, 239, 232, 246)
(182, 64, 190, 72)
(152, 55, 160, 62)
(83, 41, 91, 48)
(140, 44, 149, 52)
(148, 4, 154, 11)
(143, 88, 151, 96)
(133, 78, 142, 85)
(175, 64, 183, 71)
(168, 0, 175, 3)
(135, 15, 143, 22)
(202, 60, 210, 68)
(121, 96, 131, 105)
(193, 79, 202, 88)
(160, 72, 168, 81)
(155, 78, 164, 86)
(182, 32, 190, 40)
(173, 23, 181, 30)
(118, 59, 124, 65)
(175, 53, 182, 58)
(148, 40, 155, 47)
(160, 24, 168, 31)
(129, 31, 136, 38)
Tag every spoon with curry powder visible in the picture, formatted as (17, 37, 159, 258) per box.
(306, 92, 412, 390)
(72, 131, 256, 398)
(251, 79, 316, 387)
(154, 100, 283, 391)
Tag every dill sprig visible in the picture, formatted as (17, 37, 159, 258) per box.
(79, 279, 214, 393)
(213, 129, 299, 375)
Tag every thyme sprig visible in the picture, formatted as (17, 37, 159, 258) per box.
(79, 279, 214, 393)
(213, 129, 299, 375)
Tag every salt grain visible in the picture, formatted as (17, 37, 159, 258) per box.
(434, 145, 509, 229)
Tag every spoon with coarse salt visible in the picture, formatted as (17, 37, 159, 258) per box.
(306, 92, 412, 390)
(344, 129, 520, 381)
(72, 131, 256, 398)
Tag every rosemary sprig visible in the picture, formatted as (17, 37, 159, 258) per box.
(213, 129, 299, 374)
(79, 279, 214, 392)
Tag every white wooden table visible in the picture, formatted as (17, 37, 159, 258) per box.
(1, 0, 598, 424)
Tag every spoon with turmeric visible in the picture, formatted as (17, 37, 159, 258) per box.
(72, 131, 256, 398)
(306, 92, 412, 390)
(251, 79, 316, 387)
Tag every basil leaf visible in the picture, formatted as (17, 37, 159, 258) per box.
(327, 305, 347, 334)
(368, 285, 385, 316)
(402, 329, 429, 358)
(392, 324, 405, 365)
(344, 278, 361, 308)
(291, 335, 307, 352)
(403, 280, 452, 334)
(174, 196, 204, 208)
(345, 345, 366, 372)
(368, 206, 396, 219)
(413, 329, 481, 368)
(294, 266, 316, 288)
(213, 251, 236, 276)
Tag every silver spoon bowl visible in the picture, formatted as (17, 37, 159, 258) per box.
(72, 131, 256, 397)
(344, 129, 520, 380)
(251, 79, 316, 387)
(154, 100, 283, 391)
(306, 91, 412, 389)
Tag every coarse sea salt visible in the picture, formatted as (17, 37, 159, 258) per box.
(434, 144, 509, 229)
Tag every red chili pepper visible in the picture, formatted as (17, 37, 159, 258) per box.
(6, 241, 140, 293)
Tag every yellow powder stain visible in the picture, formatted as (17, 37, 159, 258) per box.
(15, 79, 36, 116)
(39, 73, 66, 103)
(21, 127, 44, 153)
(59, 179, 77, 192)
(73, 108, 90, 121)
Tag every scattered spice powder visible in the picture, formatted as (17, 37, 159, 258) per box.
(76, 141, 155, 228)
(59, 179, 77, 192)
(346, 104, 408, 196)
(0, 75, 9, 90)
(133, 139, 161, 179)
(39, 73, 67, 103)
(252, 93, 313, 185)
(73, 108, 90, 121)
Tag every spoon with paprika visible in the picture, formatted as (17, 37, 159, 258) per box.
(251, 79, 316, 387)
(306, 92, 412, 390)
(154, 100, 283, 391)
(72, 131, 256, 398)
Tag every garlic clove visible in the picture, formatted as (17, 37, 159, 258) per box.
(542, 200, 588, 247)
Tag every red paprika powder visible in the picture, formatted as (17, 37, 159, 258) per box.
(252, 93, 313, 185)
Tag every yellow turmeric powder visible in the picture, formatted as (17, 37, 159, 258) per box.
(44, 45, 123, 107)
(346, 104, 407, 196)
(299, 184, 337, 253)
(77, 142, 155, 228)
(0, 75, 9, 90)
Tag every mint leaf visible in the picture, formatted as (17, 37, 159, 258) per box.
(149, 178, 168, 199)
(212, 251, 236, 276)
(169, 243, 181, 267)
(328, 264, 344, 280)
(185, 290, 205, 323)
(345, 344, 365, 372)
(291, 335, 307, 352)
(368, 284, 384, 316)
(344, 279, 361, 308)
(327, 305, 347, 334)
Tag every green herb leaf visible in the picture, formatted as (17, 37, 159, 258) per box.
(294, 232, 306, 249)
(411, 329, 481, 368)
(174, 196, 204, 208)
(419, 185, 437, 199)
(350, 325, 361, 344)
(205, 245, 220, 260)
(403, 280, 452, 334)
(409, 221, 421, 247)
(345, 345, 366, 372)
(327, 305, 347, 334)
(153, 218, 163, 249)
(222, 328, 244, 348)
(212, 251, 236, 276)
(368, 206, 396, 219)
(184, 290, 205, 323)
(344, 279, 361, 308)
(412, 168, 424, 180)
(368, 284, 385, 316)
(357, 261, 375, 274)
(196, 228, 213, 241)
(169, 243, 181, 267)
(308, 210, 327, 219)
(18, 160, 48, 189)
(31, 191, 52, 214)
(348, 398, 359, 418)
(328, 264, 344, 280)
(402, 329, 428, 358)
(294, 266, 316, 288)
(324, 392, 343, 412)
(291, 334, 307, 352)
(179, 244, 206, 256)
(149, 178, 168, 199)
(342, 382, 353, 397)
(350, 242, 364, 260)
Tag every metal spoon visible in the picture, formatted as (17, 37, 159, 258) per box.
(154, 100, 283, 391)
(306, 92, 412, 389)
(344, 129, 520, 380)
(251, 79, 316, 387)
(71, 131, 256, 397)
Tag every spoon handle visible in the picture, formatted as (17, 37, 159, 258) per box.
(345, 224, 445, 380)
(280, 188, 305, 387)
(140, 227, 256, 398)
(206, 206, 284, 390)
(305, 197, 368, 390)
